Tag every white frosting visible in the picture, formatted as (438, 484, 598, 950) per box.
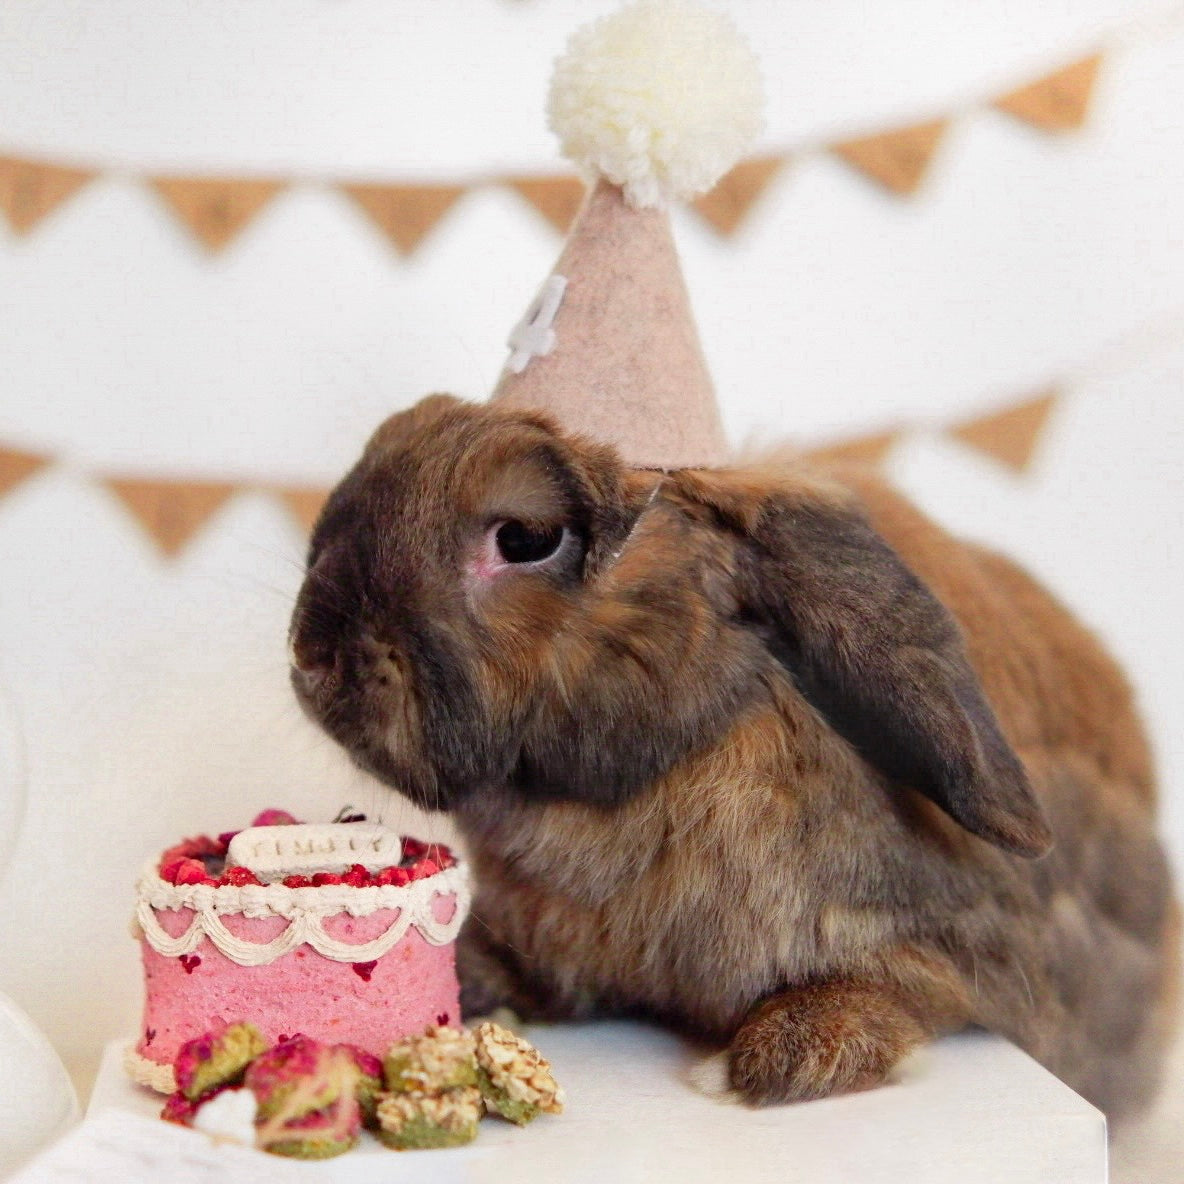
(192, 1087, 259, 1146)
(226, 823, 403, 878)
(134, 859, 470, 967)
(122, 1045, 177, 1094)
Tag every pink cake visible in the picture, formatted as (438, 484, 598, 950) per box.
(126, 811, 470, 1093)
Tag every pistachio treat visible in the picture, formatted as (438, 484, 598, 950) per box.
(473, 1022, 564, 1125)
(375, 1087, 483, 1150)
(383, 1024, 478, 1094)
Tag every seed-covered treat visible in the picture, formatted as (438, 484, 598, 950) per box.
(473, 1021, 565, 1125)
(383, 1024, 479, 1094)
(126, 808, 470, 1093)
(375, 1087, 484, 1151)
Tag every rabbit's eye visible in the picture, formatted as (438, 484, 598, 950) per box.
(495, 520, 565, 564)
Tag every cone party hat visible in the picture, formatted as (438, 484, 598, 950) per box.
(491, 0, 764, 470)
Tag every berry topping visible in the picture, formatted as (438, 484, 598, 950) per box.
(219, 866, 263, 887)
(252, 809, 300, 828)
(282, 875, 312, 889)
(351, 961, 378, 982)
(311, 872, 343, 887)
(401, 837, 428, 861)
(374, 866, 410, 887)
(342, 864, 370, 888)
(162, 857, 217, 886)
(409, 858, 439, 882)
(179, 954, 202, 974)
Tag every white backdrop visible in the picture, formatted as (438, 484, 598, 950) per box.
(1, 0, 1182, 1147)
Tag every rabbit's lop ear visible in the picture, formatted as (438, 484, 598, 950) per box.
(679, 470, 1053, 858)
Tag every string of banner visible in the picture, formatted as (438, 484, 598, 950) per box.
(2, 305, 1182, 558)
(2, 10, 1182, 558)
(0, 45, 1119, 250)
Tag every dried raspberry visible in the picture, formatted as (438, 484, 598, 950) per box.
(401, 837, 428, 861)
(161, 1090, 200, 1125)
(216, 830, 239, 849)
(339, 864, 369, 888)
(252, 809, 300, 828)
(219, 866, 262, 887)
(408, 858, 439, 882)
(168, 858, 215, 886)
(351, 961, 377, 982)
(159, 835, 223, 870)
(374, 866, 410, 887)
(425, 843, 456, 869)
(179, 954, 202, 974)
(283, 875, 312, 889)
(311, 872, 343, 887)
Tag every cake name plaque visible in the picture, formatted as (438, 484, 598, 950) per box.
(227, 824, 404, 878)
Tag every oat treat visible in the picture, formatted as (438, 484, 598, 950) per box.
(473, 1021, 565, 1125)
(375, 1087, 483, 1150)
(383, 1023, 479, 1094)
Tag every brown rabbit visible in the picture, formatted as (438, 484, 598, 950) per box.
(289, 393, 1177, 1118)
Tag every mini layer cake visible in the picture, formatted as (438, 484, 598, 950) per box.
(126, 812, 469, 1093)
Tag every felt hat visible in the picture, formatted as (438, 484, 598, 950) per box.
(490, 0, 764, 470)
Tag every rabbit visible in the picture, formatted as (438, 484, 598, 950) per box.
(289, 392, 1178, 1118)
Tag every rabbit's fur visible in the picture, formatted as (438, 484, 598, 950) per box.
(290, 394, 1177, 1117)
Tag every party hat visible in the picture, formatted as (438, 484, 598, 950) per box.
(491, 0, 764, 469)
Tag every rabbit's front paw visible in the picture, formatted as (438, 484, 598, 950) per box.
(728, 980, 928, 1105)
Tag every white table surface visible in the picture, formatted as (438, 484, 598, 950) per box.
(17, 1022, 1107, 1183)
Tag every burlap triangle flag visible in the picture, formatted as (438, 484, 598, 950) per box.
(273, 486, 330, 534)
(0, 446, 50, 497)
(692, 155, 788, 236)
(994, 54, 1103, 133)
(949, 390, 1059, 472)
(832, 119, 950, 196)
(802, 428, 902, 469)
(105, 477, 238, 556)
(341, 183, 467, 255)
(505, 175, 587, 235)
(151, 177, 285, 251)
(0, 157, 94, 235)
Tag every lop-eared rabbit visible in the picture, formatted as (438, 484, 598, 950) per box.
(290, 394, 1177, 1117)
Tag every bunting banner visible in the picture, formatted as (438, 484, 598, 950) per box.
(0, 367, 1150, 557)
(150, 177, 287, 252)
(0, 446, 50, 497)
(832, 120, 950, 197)
(104, 477, 238, 556)
(0, 48, 1112, 249)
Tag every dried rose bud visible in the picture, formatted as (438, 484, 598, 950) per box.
(174, 1022, 268, 1103)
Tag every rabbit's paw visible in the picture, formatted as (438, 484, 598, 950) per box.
(728, 981, 927, 1105)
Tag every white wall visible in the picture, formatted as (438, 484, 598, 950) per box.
(1, 0, 1182, 1086)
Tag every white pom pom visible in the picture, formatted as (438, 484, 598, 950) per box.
(547, 0, 765, 208)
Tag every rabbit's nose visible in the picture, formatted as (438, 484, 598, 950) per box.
(289, 626, 343, 697)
